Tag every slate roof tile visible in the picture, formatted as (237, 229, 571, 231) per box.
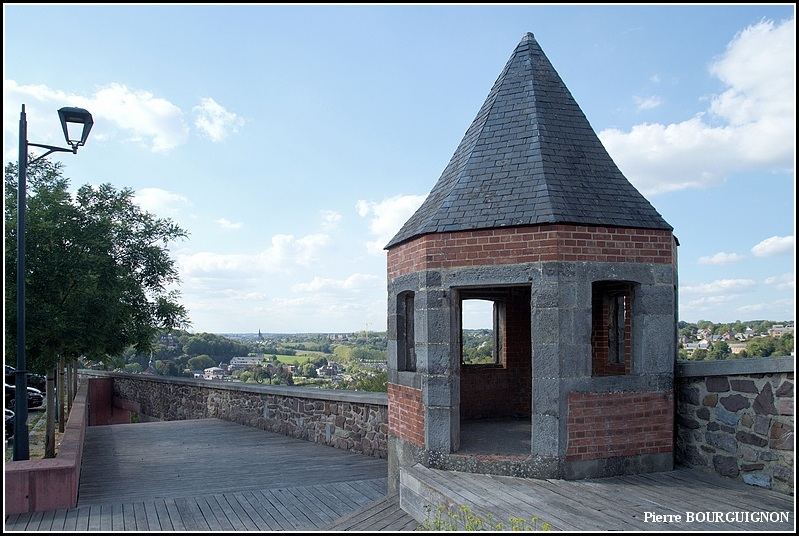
(386, 32, 672, 249)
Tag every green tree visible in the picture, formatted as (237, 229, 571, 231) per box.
(300, 361, 318, 378)
(123, 363, 143, 374)
(155, 359, 179, 376)
(182, 332, 249, 362)
(707, 341, 732, 360)
(274, 363, 287, 384)
(252, 364, 273, 384)
(774, 332, 794, 357)
(353, 371, 388, 392)
(5, 159, 190, 452)
(678, 324, 697, 339)
(746, 337, 777, 357)
(696, 320, 715, 331)
(188, 354, 216, 371)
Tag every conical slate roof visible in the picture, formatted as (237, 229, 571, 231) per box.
(386, 32, 672, 249)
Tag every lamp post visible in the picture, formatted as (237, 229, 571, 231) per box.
(14, 104, 93, 461)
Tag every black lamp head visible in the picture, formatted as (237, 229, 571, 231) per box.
(57, 106, 94, 152)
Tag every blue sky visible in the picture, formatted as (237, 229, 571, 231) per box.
(3, 4, 795, 334)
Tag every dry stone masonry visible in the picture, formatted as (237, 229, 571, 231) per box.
(676, 357, 793, 495)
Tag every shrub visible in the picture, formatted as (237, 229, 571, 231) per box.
(419, 504, 552, 531)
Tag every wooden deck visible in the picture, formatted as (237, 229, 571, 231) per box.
(400, 463, 794, 532)
(4, 418, 795, 532)
(5, 418, 416, 532)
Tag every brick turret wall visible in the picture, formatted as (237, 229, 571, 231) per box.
(566, 391, 674, 461)
(387, 223, 676, 458)
(388, 383, 424, 448)
(387, 225, 674, 279)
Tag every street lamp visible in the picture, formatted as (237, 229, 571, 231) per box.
(14, 104, 93, 461)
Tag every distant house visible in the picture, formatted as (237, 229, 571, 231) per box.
(697, 328, 714, 340)
(729, 343, 747, 355)
(159, 333, 179, 350)
(229, 356, 264, 371)
(683, 341, 710, 355)
(768, 324, 793, 338)
(317, 362, 344, 377)
(203, 366, 225, 380)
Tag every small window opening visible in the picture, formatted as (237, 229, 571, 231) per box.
(607, 293, 626, 365)
(459, 289, 509, 367)
(461, 299, 496, 365)
(592, 281, 633, 376)
(397, 291, 416, 372)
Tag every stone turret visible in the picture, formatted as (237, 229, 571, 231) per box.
(385, 32, 678, 491)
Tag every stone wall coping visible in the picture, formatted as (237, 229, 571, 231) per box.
(676, 356, 793, 378)
(79, 369, 388, 406)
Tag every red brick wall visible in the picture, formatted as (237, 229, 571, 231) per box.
(591, 283, 633, 376)
(388, 383, 424, 448)
(461, 290, 532, 420)
(387, 225, 674, 279)
(566, 391, 673, 461)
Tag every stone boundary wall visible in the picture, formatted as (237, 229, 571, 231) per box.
(79, 371, 389, 459)
(79, 355, 793, 496)
(675, 356, 793, 496)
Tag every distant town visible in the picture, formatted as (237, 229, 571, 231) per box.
(87, 319, 793, 392)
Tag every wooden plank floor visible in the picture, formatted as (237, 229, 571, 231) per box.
(5, 418, 413, 531)
(401, 463, 795, 532)
(74, 418, 390, 505)
(5, 418, 795, 532)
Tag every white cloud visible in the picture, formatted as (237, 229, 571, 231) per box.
(93, 83, 190, 152)
(292, 234, 331, 265)
(4, 80, 95, 162)
(681, 278, 757, 295)
(292, 273, 382, 293)
(682, 293, 741, 307)
(267, 292, 384, 331)
(178, 232, 331, 281)
(356, 194, 426, 255)
(133, 187, 190, 215)
(708, 18, 795, 128)
(4, 81, 244, 158)
(320, 210, 342, 232)
(192, 97, 244, 142)
(751, 235, 794, 257)
(633, 95, 662, 111)
(734, 302, 768, 315)
(215, 218, 243, 230)
(764, 272, 795, 292)
(599, 17, 795, 196)
(697, 252, 744, 265)
(736, 297, 794, 318)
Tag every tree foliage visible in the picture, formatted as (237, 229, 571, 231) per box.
(706, 341, 732, 361)
(4, 158, 190, 373)
(187, 354, 216, 371)
(744, 332, 794, 358)
(181, 332, 250, 363)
